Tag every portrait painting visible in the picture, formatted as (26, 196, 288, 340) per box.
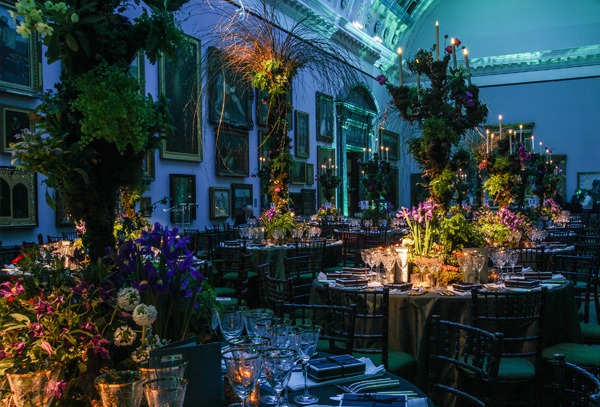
(216, 129, 249, 177)
(316, 92, 334, 143)
(208, 47, 253, 130)
(210, 187, 230, 219)
(0, 1, 41, 96)
(169, 174, 197, 223)
(159, 35, 202, 161)
(0, 167, 37, 228)
(2, 106, 32, 152)
(294, 110, 309, 158)
(231, 183, 253, 215)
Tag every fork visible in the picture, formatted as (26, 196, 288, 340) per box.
(335, 378, 400, 393)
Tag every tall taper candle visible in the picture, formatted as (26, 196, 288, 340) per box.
(451, 38, 457, 68)
(519, 125, 523, 143)
(397, 48, 403, 86)
(491, 134, 494, 152)
(363, 147, 366, 162)
(435, 21, 440, 61)
(509, 129, 512, 154)
(463, 48, 471, 86)
(531, 135, 534, 152)
(539, 141, 542, 154)
(498, 115, 503, 140)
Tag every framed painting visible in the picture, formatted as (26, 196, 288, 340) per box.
(577, 172, 600, 196)
(130, 51, 145, 95)
(380, 129, 400, 161)
(301, 188, 317, 215)
(258, 130, 269, 164)
(54, 191, 72, 227)
(216, 129, 249, 177)
(316, 92, 334, 142)
(0, 1, 41, 96)
(256, 87, 292, 128)
(208, 47, 253, 130)
(294, 110, 309, 158)
(143, 151, 155, 179)
(159, 35, 202, 161)
(209, 187, 230, 219)
(290, 161, 306, 185)
(388, 166, 399, 208)
(2, 106, 33, 152)
(139, 197, 153, 217)
(306, 163, 314, 186)
(231, 183, 253, 215)
(0, 167, 38, 228)
(317, 146, 335, 206)
(169, 174, 196, 223)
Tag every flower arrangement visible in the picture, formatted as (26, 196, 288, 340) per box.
(319, 170, 341, 203)
(399, 199, 442, 256)
(259, 207, 296, 239)
(317, 203, 340, 218)
(474, 205, 528, 247)
(541, 198, 561, 220)
(360, 153, 392, 202)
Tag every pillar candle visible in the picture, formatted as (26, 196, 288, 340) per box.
(463, 48, 471, 86)
(451, 38, 457, 68)
(397, 48, 403, 86)
(435, 21, 440, 61)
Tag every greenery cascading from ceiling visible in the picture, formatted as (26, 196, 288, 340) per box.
(9, 0, 188, 261)
(384, 44, 488, 206)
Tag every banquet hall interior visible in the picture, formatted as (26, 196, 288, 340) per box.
(0, 0, 600, 405)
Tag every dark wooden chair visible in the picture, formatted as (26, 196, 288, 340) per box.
(47, 235, 62, 243)
(280, 303, 357, 355)
(262, 273, 296, 309)
(549, 254, 596, 323)
(513, 246, 546, 271)
(539, 354, 600, 407)
(0, 246, 22, 266)
(341, 232, 364, 267)
(62, 231, 78, 241)
(283, 254, 314, 304)
(428, 315, 504, 407)
(325, 284, 417, 379)
(211, 252, 251, 307)
(295, 238, 326, 275)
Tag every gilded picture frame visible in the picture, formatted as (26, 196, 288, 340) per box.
(1, 106, 33, 153)
(294, 110, 309, 158)
(210, 187, 230, 219)
(216, 129, 249, 177)
(169, 174, 197, 223)
(0, 1, 42, 96)
(0, 167, 38, 228)
(159, 35, 202, 161)
(316, 92, 334, 143)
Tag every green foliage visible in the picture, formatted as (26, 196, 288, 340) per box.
(361, 153, 392, 202)
(439, 212, 482, 264)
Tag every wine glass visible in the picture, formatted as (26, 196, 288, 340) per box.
(456, 251, 473, 283)
(293, 326, 320, 405)
(471, 253, 486, 284)
(222, 349, 262, 407)
(381, 250, 396, 284)
(218, 308, 245, 341)
(428, 253, 444, 289)
(243, 308, 274, 337)
(490, 249, 508, 284)
(262, 349, 296, 407)
(507, 250, 518, 278)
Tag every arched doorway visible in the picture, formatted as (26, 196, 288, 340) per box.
(335, 84, 378, 216)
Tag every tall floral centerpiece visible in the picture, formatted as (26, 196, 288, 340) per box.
(217, 0, 356, 216)
(9, 0, 188, 261)
(384, 32, 488, 206)
(319, 166, 341, 204)
(399, 199, 441, 256)
(359, 153, 393, 223)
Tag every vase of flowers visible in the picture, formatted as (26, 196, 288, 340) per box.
(259, 207, 295, 242)
(5, 361, 62, 407)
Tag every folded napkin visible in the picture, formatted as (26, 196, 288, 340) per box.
(288, 357, 385, 391)
(338, 395, 429, 406)
(340, 394, 407, 406)
(447, 287, 471, 296)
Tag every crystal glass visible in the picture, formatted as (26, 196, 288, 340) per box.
(490, 249, 508, 283)
(95, 371, 145, 407)
(293, 326, 320, 405)
(363, 219, 373, 230)
(243, 308, 274, 336)
(471, 253, 486, 284)
(137, 356, 188, 381)
(456, 252, 473, 283)
(507, 250, 518, 278)
(218, 308, 245, 341)
(222, 349, 262, 407)
(427, 253, 444, 288)
(261, 349, 296, 407)
(144, 377, 187, 407)
(381, 250, 396, 284)
(6, 361, 62, 407)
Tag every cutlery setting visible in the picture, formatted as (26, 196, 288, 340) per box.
(436, 290, 455, 296)
(335, 377, 401, 393)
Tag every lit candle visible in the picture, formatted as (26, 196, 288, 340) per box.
(498, 115, 503, 140)
(519, 124, 523, 143)
(531, 135, 535, 152)
(463, 48, 471, 86)
(539, 141, 542, 154)
(509, 129, 513, 155)
(386, 146, 389, 161)
(486, 129, 490, 154)
(380, 145, 384, 159)
(397, 48, 403, 86)
(435, 21, 440, 61)
(328, 158, 332, 169)
(259, 156, 262, 169)
(491, 134, 494, 152)
(451, 38, 457, 68)
(368, 148, 372, 159)
(363, 147, 366, 162)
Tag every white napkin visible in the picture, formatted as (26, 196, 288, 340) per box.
(287, 357, 385, 391)
(447, 287, 471, 296)
(522, 267, 533, 272)
(334, 395, 429, 406)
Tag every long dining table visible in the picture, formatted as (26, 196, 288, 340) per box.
(310, 279, 582, 388)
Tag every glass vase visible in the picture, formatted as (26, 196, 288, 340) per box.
(95, 371, 145, 407)
(5, 361, 62, 407)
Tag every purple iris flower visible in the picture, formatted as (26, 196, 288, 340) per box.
(0, 278, 25, 299)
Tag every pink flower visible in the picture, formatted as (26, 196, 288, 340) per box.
(275, 187, 281, 193)
(40, 341, 53, 356)
(445, 45, 453, 53)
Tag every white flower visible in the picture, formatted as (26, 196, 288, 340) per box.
(131, 345, 150, 363)
(132, 304, 157, 327)
(35, 22, 53, 36)
(16, 23, 31, 38)
(116, 287, 140, 311)
(113, 326, 137, 347)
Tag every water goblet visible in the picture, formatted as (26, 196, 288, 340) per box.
(490, 249, 508, 284)
(222, 349, 262, 407)
(243, 308, 274, 337)
(262, 349, 297, 407)
(471, 253, 486, 284)
(507, 250, 518, 278)
(218, 308, 245, 341)
(456, 252, 473, 283)
(144, 377, 188, 407)
(293, 326, 320, 405)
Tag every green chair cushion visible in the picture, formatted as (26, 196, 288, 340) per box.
(299, 272, 315, 281)
(580, 322, 600, 342)
(214, 287, 236, 296)
(542, 343, 600, 367)
(497, 357, 535, 381)
(353, 350, 417, 377)
(216, 298, 246, 308)
(222, 271, 258, 280)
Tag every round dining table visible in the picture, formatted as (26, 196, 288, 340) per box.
(310, 279, 582, 388)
